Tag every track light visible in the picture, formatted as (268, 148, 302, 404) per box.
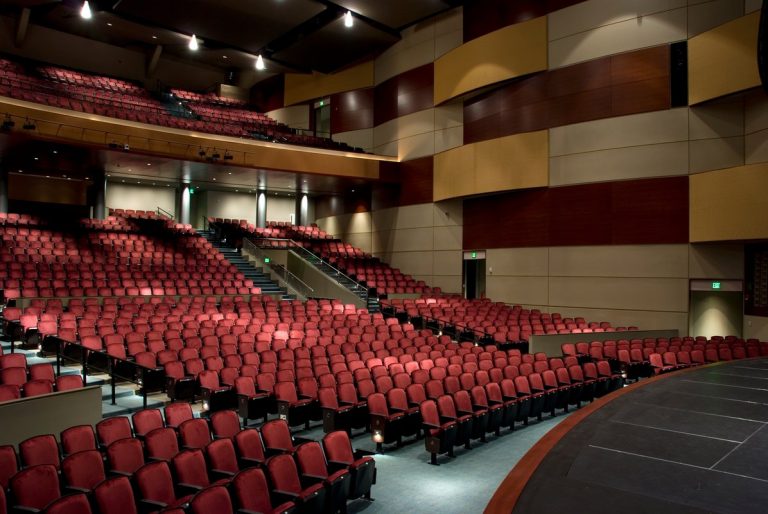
(1, 115, 14, 130)
(22, 118, 36, 131)
(188, 34, 199, 51)
(211, 149, 221, 159)
(80, 1, 92, 20)
(255, 54, 265, 70)
(198, 147, 206, 157)
(344, 11, 353, 28)
(223, 151, 233, 160)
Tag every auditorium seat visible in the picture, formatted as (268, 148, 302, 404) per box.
(134, 460, 193, 511)
(60, 449, 106, 495)
(9, 464, 61, 512)
(96, 417, 133, 448)
(233, 428, 267, 468)
(419, 399, 457, 465)
(105, 437, 145, 477)
(93, 476, 139, 514)
(296, 441, 350, 514)
(179, 418, 212, 450)
(145, 427, 180, 462)
(232, 467, 297, 514)
(322, 430, 375, 501)
(60, 425, 97, 456)
(19, 434, 60, 469)
(132, 408, 164, 439)
(266, 454, 326, 514)
(42, 492, 92, 514)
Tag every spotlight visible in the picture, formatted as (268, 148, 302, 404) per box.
(223, 151, 233, 160)
(188, 34, 199, 51)
(123, 144, 130, 151)
(344, 10, 353, 28)
(255, 54, 265, 70)
(198, 147, 207, 157)
(211, 149, 221, 159)
(1, 115, 14, 130)
(22, 118, 36, 130)
(80, 1, 92, 20)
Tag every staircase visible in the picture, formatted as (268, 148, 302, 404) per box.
(200, 230, 294, 300)
(298, 249, 380, 312)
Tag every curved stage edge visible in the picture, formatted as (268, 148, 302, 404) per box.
(485, 358, 768, 514)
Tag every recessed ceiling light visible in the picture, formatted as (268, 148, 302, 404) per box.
(188, 34, 199, 51)
(45, 175, 50, 178)
(85, 176, 90, 179)
(152, 35, 157, 39)
(52, 150, 58, 154)
(121, 179, 125, 182)
(146, 163, 151, 166)
(106, 174, 110, 177)
(255, 54, 265, 70)
(228, 172, 232, 175)
(152, 182, 155, 186)
(33, 157, 39, 161)
(107, 22, 112, 27)
(351, 189, 355, 193)
(212, 178, 216, 181)
(137, 181, 141, 184)
(344, 10, 353, 28)
(235, 189, 239, 192)
(223, 55, 228, 59)
(63, 174, 67, 178)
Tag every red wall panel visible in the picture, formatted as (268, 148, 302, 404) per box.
(463, 177, 689, 249)
(464, 46, 671, 144)
(464, 0, 586, 42)
(330, 88, 374, 134)
(373, 63, 434, 126)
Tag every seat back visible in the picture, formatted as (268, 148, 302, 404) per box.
(261, 419, 294, 453)
(60, 425, 96, 456)
(132, 409, 164, 437)
(210, 410, 241, 439)
(19, 434, 60, 469)
(296, 441, 329, 479)
(164, 402, 194, 428)
(179, 418, 212, 449)
(106, 437, 145, 475)
(42, 492, 93, 514)
(232, 468, 275, 513)
(135, 461, 177, 505)
(145, 427, 179, 461)
(266, 454, 302, 494)
(205, 439, 239, 474)
(189, 485, 233, 514)
(94, 476, 139, 514)
(96, 417, 133, 447)
(234, 428, 266, 464)
(10, 464, 60, 511)
(61, 449, 105, 491)
(172, 449, 210, 489)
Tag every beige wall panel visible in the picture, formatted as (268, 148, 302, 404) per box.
(267, 105, 310, 131)
(332, 129, 374, 153)
(745, 0, 762, 13)
(373, 109, 436, 147)
(435, 29, 464, 59)
(372, 141, 399, 158)
(745, 90, 768, 134)
(549, 8, 687, 68)
(266, 196, 295, 223)
(106, 183, 176, 217)
(376, 227, 435, 253)
(433, 225, 463, 251)
(434, 17, 547, 104)
(207, 191, 258, 224)
(372, 204, 434, 230)
(689, 137, 745, 173)
(549, 276, 689, 312)
(431, 275, 463, 294)
(550, 109, 689, 157)
(548, 0, 686, 41)
(375, 40, 435, 86)
(550, 141, 689, 186)
(317, 212, 372, 237)
(745, 315, 768, 340)
(689, 12, 760, 105)
(387, 251, 435, 276)
(689, 98, 745, 140)
(434, 126, 464, 154)
(434, 104, 464, 130)
(487, 276, 550, 306)
(433, 200, 464, 227)
(688, 0, 748, 38)
(284, 62, 374, 106)
(486, 248, 549, 277)
(688, 243, 745, 279)
(337, 232, 369, 254)
(391, 132, 436, 161)
(432, 250, 463, 276)
(690, 163, 768, 241)
(548, 306, 688, 333)
(549, 245, 689, 278)
(745, 129, 768, 164)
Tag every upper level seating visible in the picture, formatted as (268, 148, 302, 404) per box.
(0, 212, 257, 299)
(0, 57, 360, 153)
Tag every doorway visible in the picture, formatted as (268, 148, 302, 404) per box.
(689, 280, 743, 338)
(463, 251, 486, 300)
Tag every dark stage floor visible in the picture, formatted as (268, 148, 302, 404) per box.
(512, 358, 768, 514)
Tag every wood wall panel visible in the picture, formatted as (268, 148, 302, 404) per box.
(330, 88, 374, 134)
(374, 64, 434, 126)
(375, 157, 434, 209)
(283, 61, 374, 107)
(463, 176, 689, 249)
(434, 17, 548, 105)
(463, 0, 585, 42)
(689, 12, 760, 105)
(464, 46, 671, 144)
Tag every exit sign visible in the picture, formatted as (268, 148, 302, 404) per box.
(471, 252, 477, 259)
(264, 257, 270, 263)
(712, 282, 721, 289)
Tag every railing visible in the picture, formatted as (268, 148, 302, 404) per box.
(156, 206, 175, 220)
(379, 303, 529, 352)
(47, 336, 165, 409)
(242, 238, 315, 299)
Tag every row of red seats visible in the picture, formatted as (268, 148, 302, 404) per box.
(0, 354, 83, 403)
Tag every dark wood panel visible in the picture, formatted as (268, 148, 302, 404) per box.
(250, 74, 285, 112)
(374, 63, 434, 126)
(375, 156, 434, 209)
(464, 46, 672, 145)
(463, 177, 689, 249)
(330, 88, 374, 134)
(610, 177, 689, 244)
(464, 0, 586, 42)
(549, 183, 612, 246)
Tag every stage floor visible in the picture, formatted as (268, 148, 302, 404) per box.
(512, 358, 768, 514)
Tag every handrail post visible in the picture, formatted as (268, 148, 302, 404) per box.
(141, 368, 148, 409)
(55, 338, 61, 376)
(81, 350, 88, 386)
(110, 358, 117, 405)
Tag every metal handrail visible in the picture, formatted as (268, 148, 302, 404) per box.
(282, 239, 369, 299)
(242, 238, 315, 299)
(156, 206, 174, 220)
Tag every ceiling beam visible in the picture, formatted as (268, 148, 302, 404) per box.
(146, 44, 162, 77)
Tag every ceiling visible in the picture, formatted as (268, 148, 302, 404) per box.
(0, 0, 462, 74)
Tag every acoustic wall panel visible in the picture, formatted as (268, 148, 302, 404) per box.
(688, 12, 760, 105)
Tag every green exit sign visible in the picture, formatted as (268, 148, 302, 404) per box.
(264, 257, 270, 264)
(471, 252, 477, 259)
(712, 281, 721, 289)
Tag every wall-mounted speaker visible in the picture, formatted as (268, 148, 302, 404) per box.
(670, 41, 688, 108)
